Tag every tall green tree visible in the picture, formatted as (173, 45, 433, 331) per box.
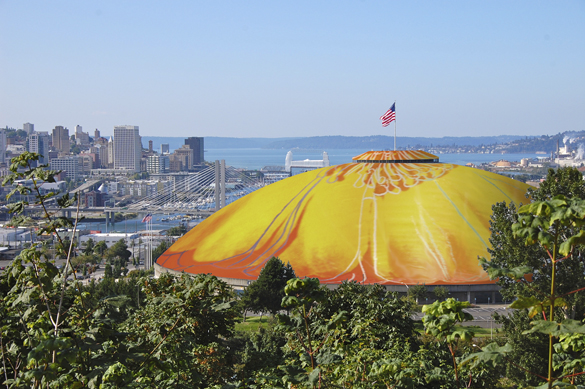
(93, 240, 107, 256)
(470, 195, 585, 388)
(82, 238, 94, 256)
(479, 168, 585, 386)
(241, 257, 296, 316)
(105, 239, 131, 262)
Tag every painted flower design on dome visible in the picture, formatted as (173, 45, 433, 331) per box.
(157, 151, 530, 285)
(329, 160, 454, 196)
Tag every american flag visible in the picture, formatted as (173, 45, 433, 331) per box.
(141, 214, 152, 223)
(380, 103, 396, 127)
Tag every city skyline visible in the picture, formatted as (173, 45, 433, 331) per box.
(1, 1, 583, 138)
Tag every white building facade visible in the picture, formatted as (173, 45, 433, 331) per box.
(113, 126, 142, 172)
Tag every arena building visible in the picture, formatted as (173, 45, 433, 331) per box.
(155, 150, 531, 303)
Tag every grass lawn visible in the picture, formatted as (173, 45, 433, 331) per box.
(235, 315, 273, 333)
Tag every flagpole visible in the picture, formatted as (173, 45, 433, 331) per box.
(394, 101, 397, 151)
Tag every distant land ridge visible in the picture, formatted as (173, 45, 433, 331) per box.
(262, 135, 528, 150)
(143, 132, 585, 154)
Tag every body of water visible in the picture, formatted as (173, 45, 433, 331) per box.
(204, 148, 543, 170)
(77, 214, 202, 234)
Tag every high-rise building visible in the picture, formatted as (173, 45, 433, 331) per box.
(52, 126, 70, 154)
(161, 143, 169, 154)
(147, 154, 170, 174)
(113, 125, 142, 172)
(23, 123, 34, 135)
(184, 137, 204, 165)
(74, 125, 90, 145)
(26, 132, 50, 164)
(172, 145, 194, 171)
(107, 137, 114, 168)
(0, 128, 6, 163)
(94, 129, 100, 140)
(92, 144, 108, 168)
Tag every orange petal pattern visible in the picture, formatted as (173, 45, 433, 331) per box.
(157, 151, 530, 285)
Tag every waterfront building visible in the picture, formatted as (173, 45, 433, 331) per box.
(84, 190, 106, 207)
(113, 125, 141, 172)
(123, 179, 170, 198)
(161, 143, 169, 154)
(79, 232, 140, 248)
(170, 145, 194, 172)
(285, 151, 330, 173)
(260, 166, 290, 185)
(184, 137, 204, 165)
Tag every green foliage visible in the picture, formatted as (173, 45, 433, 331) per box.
(9, 152, 585, 388)
(476, 187, 585, 387)
(433, 286, 450, 301)
(408, 283, 428, 303)
(152, 240, 170, 262)
(241, 257, 296, 316)
(82, 237, 95, 255)
(166, 224, 188, 236)
(105, 239, 131, 262)
(528, 167, 585, 201)
(422, 298, 474, 383)
(93, 240, 107, 256)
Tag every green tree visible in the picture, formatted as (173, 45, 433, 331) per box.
(105, 239, 131, 262)
(120, 273, 238, 387)
(527, 167, 585, 201)
(104, 263, 113, 278)
(432, 285, 449, 301)
(167, 224, 188, 236)
(0, 152, 243, 388)
(407, 283, 428, 303)
(470, 195, 585, 388)
(241, 257, 296, 317)
(82, 237, 94, 256)
(94, 240, 107, 256)
(422, 298, 474, 383)
(481, 167, 585, 385)
(152, 240, 170, 262)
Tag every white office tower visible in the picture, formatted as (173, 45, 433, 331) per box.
(23, 123, 34, 135)
(0, 128, 6, 163)
(26, 132, 50, 164)
(113, 125, 142, 172)
(147, 154, 170, 174)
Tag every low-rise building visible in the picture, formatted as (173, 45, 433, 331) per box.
(50, 156, 81, 180)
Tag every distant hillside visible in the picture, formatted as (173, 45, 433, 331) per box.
(142, 133, 585, 153)
(262, 135, 531, 150)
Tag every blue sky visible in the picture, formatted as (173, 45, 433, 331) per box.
(1, 1, 583, 138)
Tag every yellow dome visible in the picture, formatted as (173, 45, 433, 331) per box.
(157, 151, 530, 285)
